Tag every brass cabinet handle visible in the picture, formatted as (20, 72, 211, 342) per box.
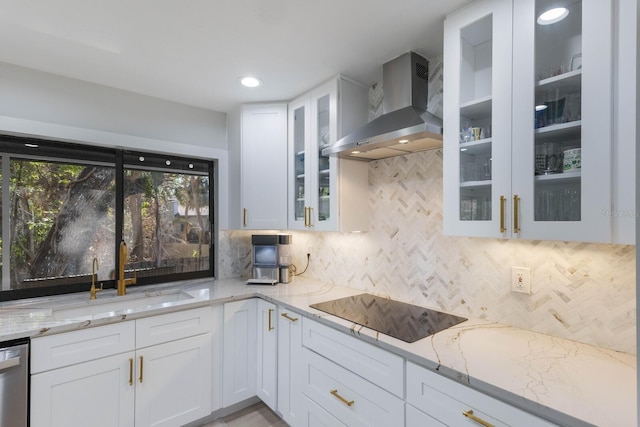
(280, 312, 299, 322)
(307, 207, 313, 227)
(330, 389, 354, 407)
(499, 195, 506, 233)
(303, 207, 308, 227)
(462, 409, 494, 427)
(129, 358, 133, 386)
(268, 308, 274, 331)
(139, 356, 144, 383)
(513, 194, 520, 234)
(243, 208, 247, 227)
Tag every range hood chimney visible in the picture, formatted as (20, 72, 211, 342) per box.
(322, 52, 443, 161)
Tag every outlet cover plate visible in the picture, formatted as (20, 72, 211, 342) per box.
(511, 267, 531, 294)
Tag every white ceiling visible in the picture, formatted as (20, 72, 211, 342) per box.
(0, 0, 472, 113)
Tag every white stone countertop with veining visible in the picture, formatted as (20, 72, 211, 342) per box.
(0, 276, 635, 427)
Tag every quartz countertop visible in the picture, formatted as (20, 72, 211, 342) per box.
(0, 277, 635, 427)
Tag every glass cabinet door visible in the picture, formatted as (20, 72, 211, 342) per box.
(532, 0, 582, 223)
(288, 100, 310, 230)
(512, 0, 612, 242)
(443, 0, 512, 238)
(458, 15, 493, 223)
(293, 105, 306, 223)
(316, 93, 331, 225)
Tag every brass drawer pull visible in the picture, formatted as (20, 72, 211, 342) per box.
(129, 358, 133, 386)
(499, 195, 506, 233)
(280, 312, 298, 322)
(268, 308, 274, 331)
(139, 356, 144, 383)
(462, 409, 494, 427)
(513, 194, 520, 233)
(243, 208, 247, 227)
(330, 389, 354, 407)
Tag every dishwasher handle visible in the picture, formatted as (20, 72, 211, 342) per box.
(0, 350, 21, 372)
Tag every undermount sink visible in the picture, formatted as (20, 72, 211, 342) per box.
(30, 290, 194, 320)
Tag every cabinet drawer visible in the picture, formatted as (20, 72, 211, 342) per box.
(32, 321, 135, 373)
(406, 362, 557, 427)
(301, 347, 404, 427)
(299, 393, 347, 427)
(406, 403, 446, 427)
(136, 306, 212, 348)
(302, 317, 404, 397)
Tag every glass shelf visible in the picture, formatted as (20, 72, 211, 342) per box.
(460, 138, 492, 155)
(535, 170, 581, 183)
(460, 180, 492, 189)
(460, 96, 492, 119)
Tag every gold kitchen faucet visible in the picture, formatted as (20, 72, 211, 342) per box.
(117, 240, 137, 296)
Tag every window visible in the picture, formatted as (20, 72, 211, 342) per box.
(122, 151, 212, 282)
(0, 136, 216, 301)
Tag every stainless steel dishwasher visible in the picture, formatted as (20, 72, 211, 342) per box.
(0, 338, 29, 427)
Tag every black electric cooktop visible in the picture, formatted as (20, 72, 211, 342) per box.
(309, 293, 467, 343)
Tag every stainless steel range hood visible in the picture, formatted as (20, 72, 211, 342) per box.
(322, 52, 443, 161)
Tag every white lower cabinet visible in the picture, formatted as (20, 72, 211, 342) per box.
(134, 334, 212, 427)
(405, 403, 446, 427)
(31, 351, 136, 427)
(299, 347, 404, 427)
(256, 299, 277, 410)
(406, 362, 557, 427)
(30, 307, 213, 427)
(297, 318, 405, 427)
(299, 394, 347, 427)
(276, 307, 302, 426)
(222, 299, 257, 407)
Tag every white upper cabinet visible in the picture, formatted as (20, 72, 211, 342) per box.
(443, 0, 513, 239)
(228, 103, 288, 230)
(511, 0, 613, 242)
(288, 77, 369, 232)
(444, 0, 634, 243)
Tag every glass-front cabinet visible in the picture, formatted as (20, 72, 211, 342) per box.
(443, 0, 513, 238)
(288, 80, 338, 231)
(512, 0, 612, 241)
(445, 0, 614, 242)
(288, 77, 369, 232)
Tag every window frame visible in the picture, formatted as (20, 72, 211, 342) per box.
(0, 135, 217, 302)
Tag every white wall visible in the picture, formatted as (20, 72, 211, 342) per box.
(0, 62, 226, 148)
(0, 62, 230, 228)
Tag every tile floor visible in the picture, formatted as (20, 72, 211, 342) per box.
(200, 402, 288, 427)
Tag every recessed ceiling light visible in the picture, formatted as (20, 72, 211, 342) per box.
(25, 143, 39, 148)
(351, 150, 361, 154)
(139, 156, 145, 162)
(398, 139, 410, 144)
(239, 76, 262, 88)
(165, 160, 171, 166)
(537, 7, 569, 25)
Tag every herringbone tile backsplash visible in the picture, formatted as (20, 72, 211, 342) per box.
(219, 149, 636, 354)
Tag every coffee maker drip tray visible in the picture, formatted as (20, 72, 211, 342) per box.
(309, 293, 467, 343)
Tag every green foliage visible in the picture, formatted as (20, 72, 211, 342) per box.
(9, 160, 86, 276)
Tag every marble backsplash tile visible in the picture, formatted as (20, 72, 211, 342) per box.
(218, 149, 636, 355)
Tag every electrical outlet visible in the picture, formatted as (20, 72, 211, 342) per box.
(511, 267, 531, 294)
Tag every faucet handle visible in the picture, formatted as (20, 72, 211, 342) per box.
(90, 283, 103, 300)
